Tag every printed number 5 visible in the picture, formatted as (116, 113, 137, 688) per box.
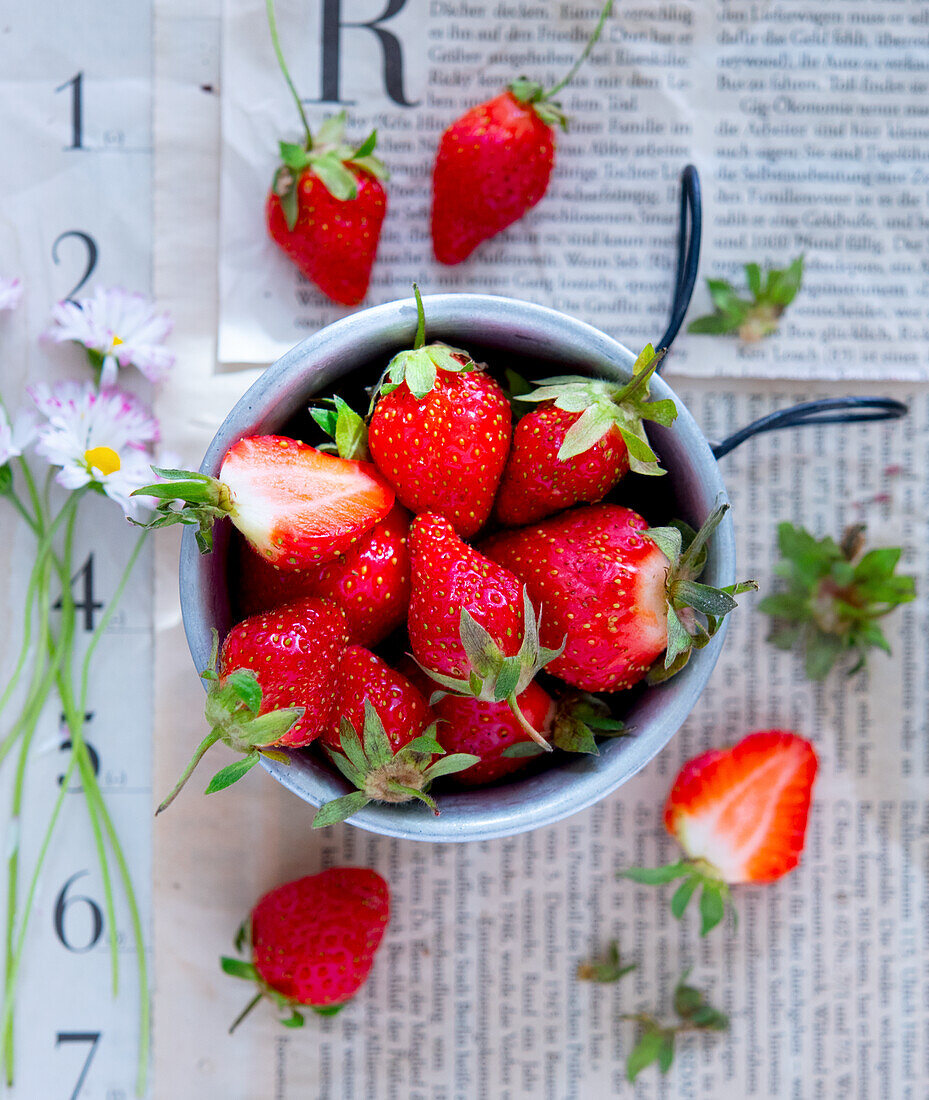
(56, 1032, 100, 1100)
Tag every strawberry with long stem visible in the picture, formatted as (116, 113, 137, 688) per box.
(431, 0, 613, 264)
(264, 0, 388, 305)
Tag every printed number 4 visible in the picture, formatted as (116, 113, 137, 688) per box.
(53, 553, 104, 631)
(56, 1032, 100, 1100)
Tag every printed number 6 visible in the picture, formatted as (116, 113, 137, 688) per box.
(54, 871, 104, 953)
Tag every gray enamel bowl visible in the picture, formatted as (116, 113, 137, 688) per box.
(180, 294, 735, 842)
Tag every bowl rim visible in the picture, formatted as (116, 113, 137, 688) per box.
(180, 293, 735, 842)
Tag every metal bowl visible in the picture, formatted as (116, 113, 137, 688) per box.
(180, 294, 736, 841)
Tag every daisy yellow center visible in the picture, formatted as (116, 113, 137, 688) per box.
(112, 335, 124, 347)
(84, 446, 121, 476)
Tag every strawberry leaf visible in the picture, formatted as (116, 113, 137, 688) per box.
(626, 1027, 667, 1082)
(220, 957, 259, 981)
(502, 741, 548, 759)
(698, 881, 727, 936)
(205, 753, 260, 794)
(308, 153, 358, 201)
(669, 874, 699, 919)
(688, 256, 804, 339)
(312, 791, 370, 828)
(576, 941, 636, 983)
(621, 862, 692, 885)
(423, 753, 481, 780)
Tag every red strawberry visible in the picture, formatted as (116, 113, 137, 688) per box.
(482, 503, 754, 692)
(494, 346, 676, 526)
(221, 868, 390, 1027)
(401, 658, 626, 786)
(137, 435, 394, 571)
(623, 731, 818, 935)
(156, 597, 349, 812)
(406, 513, 562, 746)
(430, 4, 613, 263)
(312, 646, 477, 826)
(263, 0, 388, 304)
(231, 504, 411, 646)
(368, 287, 511, 538)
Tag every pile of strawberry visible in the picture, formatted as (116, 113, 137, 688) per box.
(142, 291, 752, 825)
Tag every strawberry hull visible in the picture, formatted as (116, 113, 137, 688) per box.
(180, 294, 744, 842)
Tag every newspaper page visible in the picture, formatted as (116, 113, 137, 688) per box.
(150, 372, 928, 1098)
(218, 0, 929, 379)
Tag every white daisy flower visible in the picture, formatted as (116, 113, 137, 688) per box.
(29, 381, 161, 518)
(0, 406, 37, 466)
(44, 287, 174, 387)
(0, 277, 23, 312)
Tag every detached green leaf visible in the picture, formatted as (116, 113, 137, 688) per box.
(699, 882, 727, 936)
(688, 255, 804, 339)
(627, 1027, 667, 1082)
(621, 862, 692, 885)
(577, 941, 636, 983)
(220, 956, 259, 981)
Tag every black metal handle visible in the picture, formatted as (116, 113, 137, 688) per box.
(711, 397, 909, 459)
(656, 165, 702, 360)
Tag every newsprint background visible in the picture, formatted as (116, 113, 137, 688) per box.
(154, 1, 928, 1097)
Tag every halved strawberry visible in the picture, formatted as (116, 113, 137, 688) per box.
(623, 731, 818, 934)
(135, 435, 394, 571)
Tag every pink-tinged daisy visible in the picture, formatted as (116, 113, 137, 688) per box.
(0, 277, 23, 312)
(0, 406, 36, 466)
(44, 287, 174, 387)
(29, 381, 161, 518)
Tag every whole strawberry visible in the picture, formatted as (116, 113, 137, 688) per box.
(136, 435, 394, 570)
(232, 504, 411, 646)
(368, 287, 511, 538)
(264, 1, 388, 304)
(482, 503, 754, 692)
(494, 345, 676, 526)
(431, 3, 612, 263)
(623, 731, 818, 935)
(406, 513, 562, 746)
(401, 658, 626, 785)
(221, 868, 390, 1028)
(313, 646, 477, 827)
(156, 597, 349, 812)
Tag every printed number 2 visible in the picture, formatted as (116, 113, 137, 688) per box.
(54, 871, 104, 953)
(56, 1032, 100, 1100)
(55, 71, 83, 150)
(52, 230, 98, 304)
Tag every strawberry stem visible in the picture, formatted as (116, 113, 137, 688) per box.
(543, 0, 613, 100)
(412, 284, 426, 350)
(265, 0, 312, 148)
(229, 992, 264, 1035)
(506, 694, 552, 750)
(156, 729, 222, 815)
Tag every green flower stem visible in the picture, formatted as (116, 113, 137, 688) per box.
(1, 524, 53, 1081)
(265, 0, 312, 147)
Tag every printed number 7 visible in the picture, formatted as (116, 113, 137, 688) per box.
(55, 1032, 100, 1100)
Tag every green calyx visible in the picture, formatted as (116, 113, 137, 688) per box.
(759, 521, 916, 681)
(688, 255, 804, 341)
(379, 284, 477, 400)
(273, 112, 389, 230)
(130, 466, 235, 554)
(621, 860, 736, 937)
(518, 344, 676, 475)
(310, 395, 369, 460)
(221, 919, 343, 1033)
(644, 503, 757, 684)
(313, 703, 479, 828)
(576, 947, 728, 1083)
(502, 690, 627, 759)
(423, 590, 565, 750)
(155, 630, 302, 814)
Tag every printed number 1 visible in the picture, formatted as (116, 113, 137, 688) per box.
(56, 1032, 100, 1100)
(55, 71, 83, 150)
